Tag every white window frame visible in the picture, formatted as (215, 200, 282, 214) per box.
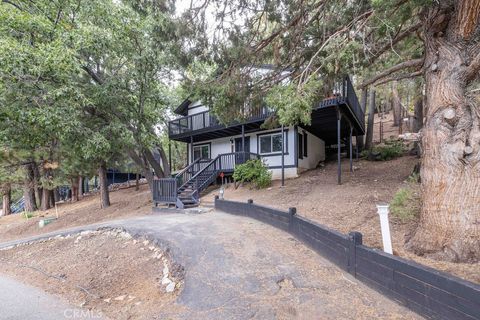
(259, 132, 283, 155)
(193, 144, 210, 160)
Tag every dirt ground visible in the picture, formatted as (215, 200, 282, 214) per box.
(0, 229, 183, 320)
(202, 156, 480, 284)
(0, 183, 152, 242)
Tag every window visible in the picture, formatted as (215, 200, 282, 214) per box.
(193, 144, 210, 160)
(259, 133, 283, 154)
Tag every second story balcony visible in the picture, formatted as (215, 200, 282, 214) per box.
(168, 76, 365, 144)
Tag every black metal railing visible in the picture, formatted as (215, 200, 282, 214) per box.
(342, 76, 365, 131)
(168, 107, 274, 137)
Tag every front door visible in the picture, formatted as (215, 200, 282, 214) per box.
(234, 137, 250, 165)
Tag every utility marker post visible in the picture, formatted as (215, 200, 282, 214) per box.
(376, 204, 393, 254)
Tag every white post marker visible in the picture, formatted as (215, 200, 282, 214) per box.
(376, 204, 393, 254)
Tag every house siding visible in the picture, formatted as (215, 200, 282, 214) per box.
(297, 127, 326, 172)
(187, 101, 208, 116)
(187, 125, 325, 180)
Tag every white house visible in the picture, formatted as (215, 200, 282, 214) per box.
(159, 76, 364, 208)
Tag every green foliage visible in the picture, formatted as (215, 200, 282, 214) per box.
(233, 159, 272, 189)
(265, 78, 322, 126)
(390, 180, 421, 222)
(363, 139, 406, 161)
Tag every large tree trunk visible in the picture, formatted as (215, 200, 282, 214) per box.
(78, 176, 83, 201)
(407, 1, 480, 262)
(32, 162, 42, 209)
(413, 96, 424, 133)
(364, 89, 376, 150)
(157, 146, 171, 177)
(1, 184, 11, 216)
(71, 177, 79, 202)
(392, 81, 401, 126)
(98, 164, 110, 208)
(41, 189, 52, 211)
(23, 163, 37, 212)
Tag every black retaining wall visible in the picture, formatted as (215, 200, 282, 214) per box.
(215, 198, 480, 320)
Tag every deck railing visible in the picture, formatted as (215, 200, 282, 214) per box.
(169, 76, 364, 137)
(168, 107, 274, 137)
(153, 151, 260, 205)
(342, 76, 365, 130)
(152, 178, 177, 204)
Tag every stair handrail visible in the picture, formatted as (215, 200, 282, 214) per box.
(175, 157, 201, 179)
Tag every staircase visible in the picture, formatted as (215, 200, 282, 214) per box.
(153, 152, 260, 208)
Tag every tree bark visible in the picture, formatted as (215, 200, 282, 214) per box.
(413, 96, 424, 133)
(78, 176, 83, 200)
(41, 189, 52, 211)
(135, 173, 140, 191)
(71, 177, 79, 202)
(23, 163, 37, 212)
(98, 164, 110, 208)
(53, 187, 60, 202)
(356, 88, 367, 151)
(32, 162, 42, 209)
(392, 81, 401, 127)
(364, 89, 376, 150)
(407, 0, 480, 262)
(143, 148, 164, 179)
(1, 184, 11, 216)
(157, 146, 171, 177)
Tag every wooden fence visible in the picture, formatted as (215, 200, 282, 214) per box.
(215, 198, 480, 320)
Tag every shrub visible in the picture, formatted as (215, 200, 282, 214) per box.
(365, 139, 406, 161)
(233, 159, 272, 189)
(390, 182, 421, 222)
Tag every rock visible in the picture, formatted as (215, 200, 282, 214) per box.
(163, 265, 169, 275)
(135, 301, 142, 306)
(74, 236, 82, 244)
(143, 240, 149, 246)
(148, 246, 155, 251)
(114, 295, 127, 301)
(127, 295, 136, 302)
(103, 298, 111, 303)
(165, 282, 175, 293)
(161, 277, 172, 285)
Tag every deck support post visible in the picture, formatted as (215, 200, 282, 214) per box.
(241, 124, 245, 163)
(190, 136, 194, 165)
(337, 109, 342, 185)
(168, 140, 172, 173)
(281, 124, 285, 187)
(349, 126, 353, 172)
(355, 136, 359, 161)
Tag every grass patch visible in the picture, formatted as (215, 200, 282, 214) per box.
(390, 177, 421, 222)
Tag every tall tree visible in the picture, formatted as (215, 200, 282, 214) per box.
(184, 0, 480, 261)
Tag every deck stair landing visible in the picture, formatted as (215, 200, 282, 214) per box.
(153, 152, 259, 208)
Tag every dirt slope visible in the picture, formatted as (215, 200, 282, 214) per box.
(0, 184, 152, 242)
(203, 156, 480, 284)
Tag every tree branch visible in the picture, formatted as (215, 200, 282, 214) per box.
(81, 65, 104, 85)
(375, 70, 423, 86)
(360, 58, 424, 88)
(370, 22, 422, 63)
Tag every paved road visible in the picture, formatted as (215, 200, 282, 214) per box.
(0, 275, 103, 320)
(0, 211, 422, 319)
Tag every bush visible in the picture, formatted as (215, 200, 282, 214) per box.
(233, 159, 272, 189)
(364, 139, 406, 161)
